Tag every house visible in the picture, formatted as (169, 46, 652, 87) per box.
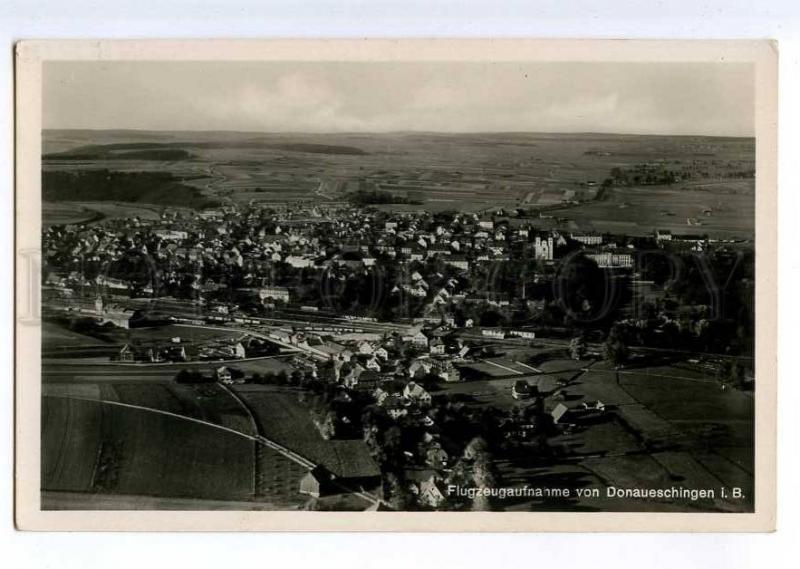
(655, 229, 673, 242)
(215, 366, 233, 383)
(403, 381, 432, 406)
(481, 328, 505, 339)
(117, 343, 135, 362)
(357, 341, 375, 355)
(381, 394, 410, 419)
(115, 343, 160, 363)
(581, 400, 606, 412)
(350, 370, 382, 392)
(342, 363, 366, 388)
(424, 445, 449, 470)
(418, 475, 448, 508)
(431, 360, 461, 383)
(299, 466, 332, 498)
(90, 297, 136, 328)
(410, 330, 429, 348)
(429, 338, 445, 355)
(508, 330, 536, 340)
(362, 355, 382, 371)
(409, 359, 433, 380)
(550, 403, 570, 424)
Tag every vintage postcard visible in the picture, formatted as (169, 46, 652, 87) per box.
(15, 39, 777, 531)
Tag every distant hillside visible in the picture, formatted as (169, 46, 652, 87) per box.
(42, 169, 220, 209)
(44, 140, 369, 159)
(45, 144, 194, 161)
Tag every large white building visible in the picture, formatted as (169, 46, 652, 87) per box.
(587, 252, 634, 269)
(258, 286, 291, 303)
(533, 235, 554, 261)
(570, 233, 603, 246)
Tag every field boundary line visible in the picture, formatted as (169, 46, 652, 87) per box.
(479, 359, 524, 375)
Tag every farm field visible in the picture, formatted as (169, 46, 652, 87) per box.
(40, 384, 313, 509)
(42, 321, 247, 351)
(544, 179, 754, 240)
(42, 321, 111, 348)
(43, 130, 755, 238)
(42, 201, 102, 227)
(123, 323, 248, 344)
(42, 201, 166, 227)
(438, 353, 754, 512)
(41, 395, 257, 501)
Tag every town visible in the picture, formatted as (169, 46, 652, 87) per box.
(41, 197, 756, 512)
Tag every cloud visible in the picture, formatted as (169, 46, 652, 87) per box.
(43, 61, 754, 136)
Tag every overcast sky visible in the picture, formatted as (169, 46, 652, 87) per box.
(43, 61, 754, 136)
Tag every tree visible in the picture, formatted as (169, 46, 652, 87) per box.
(568, 336, 588, 360)
(290, 369, 303, 385)
(385, 473, 413, 510)
(464, 436, 490, 461)
(473, 456, 497, 488)
(603, 337, 628, 368)
(318, 411, 337, 440)
(174, 369, 208, 384)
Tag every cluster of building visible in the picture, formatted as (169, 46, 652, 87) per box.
(42, 203, 695, 341)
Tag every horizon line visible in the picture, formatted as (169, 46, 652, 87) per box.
(42, 127, 755, 140)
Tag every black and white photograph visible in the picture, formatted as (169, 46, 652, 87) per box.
(13, 39, 777, 531)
